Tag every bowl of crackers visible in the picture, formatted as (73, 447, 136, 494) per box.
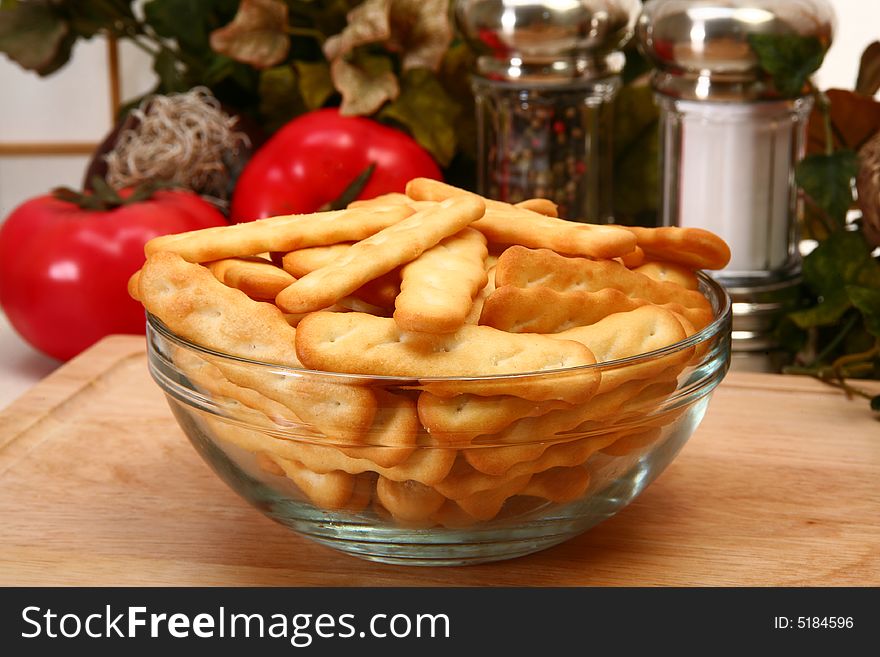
(133, 178, 732, 566)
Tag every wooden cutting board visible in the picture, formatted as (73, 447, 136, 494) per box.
(1, 336, 878, 586)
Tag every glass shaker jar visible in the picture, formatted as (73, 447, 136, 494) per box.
(637, 0, 835, 369)
(455, 0, 641, 222)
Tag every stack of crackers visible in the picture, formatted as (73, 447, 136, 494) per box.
(131, 178, 730, 527)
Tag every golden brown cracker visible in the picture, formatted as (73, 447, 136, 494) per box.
(206, 256, 295, 300)
(376, 477, 446, 523)
(138, 252, 378, 443)
(276, 196, 485, 314)
(145, 204, 413, 262)
(518, 466, 590, 503)
(405, 178, 636, 259)
(514, 198, 559, 216)
(622, 225, 731, 270)
(417, 392, 570, 444)
(496, 246, 713, 330)
(295, 311, 599, 403)
(634, 260, 700, 291)
(394, 227, 488, 333)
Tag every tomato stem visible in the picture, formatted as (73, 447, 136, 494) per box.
(52, 177, 177, 211)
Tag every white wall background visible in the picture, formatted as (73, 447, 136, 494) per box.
(0, 0, 877, 219)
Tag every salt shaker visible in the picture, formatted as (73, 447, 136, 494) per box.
(637, 0, 834, 369)
(455, 0, 640, 221)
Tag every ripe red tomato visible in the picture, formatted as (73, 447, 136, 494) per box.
(230, 109, 443, 221)
(0, 189, 227, 361)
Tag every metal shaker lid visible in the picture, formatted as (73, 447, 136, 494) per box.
(637, 0, 835, 100)
(455, 0, 641, 82)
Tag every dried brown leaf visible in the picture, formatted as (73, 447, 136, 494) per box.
(857, 41, 880, 97)
(387, 0, 452, 71)
(332, 55, 399, 116)
(209, 0, 290, 69)
(323, 0, 390, 61)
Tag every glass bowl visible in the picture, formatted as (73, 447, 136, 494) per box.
(147, 274, 731, 566)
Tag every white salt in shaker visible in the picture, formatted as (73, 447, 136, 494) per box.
(637, 0, 835, 369)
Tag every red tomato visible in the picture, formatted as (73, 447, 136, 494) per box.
(0, 190, 227, 361)
(230, 109, 442, 221)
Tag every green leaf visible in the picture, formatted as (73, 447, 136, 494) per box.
(847, 285, 880, 338)
(258, 64, 305, 132)
(153, 48, 187, 93)
(795, 150, 858, 225)
(294, 60, 334, 110)
(790, 230, 880, 329)
(613, 84, 660, 217)
(379, 68, 459, 167)
(857, 41, 880, 97)
(66, 0, 136, 39)
(0, 0, 73, 75)
(143, 0, 211, 53)
(748, 34, 825, 97)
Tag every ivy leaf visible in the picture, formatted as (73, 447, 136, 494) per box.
(294, 60, 334, 110)
(210, 0, 290, 69)
(66, 1, 137, 39)
(0, 0, 73, 75)
(259, 64, 305, 132)
(153, 48, 188, 93)
(790, 230, 880, 329)
(856, 41, 880, 97)
(846, 286, 880, 338)
(613, 84, 660, 218)
(379, 68, 458, 167)
(748, 34, 825, 97)
(332, 51, 398, 116)
(795, 150, 858, 225)
(143, 0, 211, 53)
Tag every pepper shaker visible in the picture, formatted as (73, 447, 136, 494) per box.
(455, 0, 641, 222)
(637, 0, 835, 369)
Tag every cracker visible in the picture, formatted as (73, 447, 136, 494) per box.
(454, 473, 532, 521)
(138, 252, 377, 442)
(376, 477, 446, 523)
(417, 392, 570, 444)
(461, 378, 666, 475)
(600, 426, 664, 456)
(515, 198, 558, 217)
(270, 457, 360, 510)
(295, 311, 600, 403)
(554, 305, 691, 393)
(282, 244, 401, 309)
(276, 196, 486, 314)
(495, 246, 713, 329)
(173, 348, 302, 426)
(347, 192, 411, 208)
(634, 260, 700, 290)
(337, 390, 419, 468)
(394, 227, 488, 333)
(622, 225, 731, 270)
(463, 265, 495, 325)
(618, 245, 646, 268)
(127, 270, 141, 301)
(206, 256, 295, 300)
(144, 204, 413, 262)
(405, 178, 636, 259)
(480, 285, 648, 333)
(518, 466, 590, 504)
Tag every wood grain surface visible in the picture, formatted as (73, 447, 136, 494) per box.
(0, 336, 878, 586)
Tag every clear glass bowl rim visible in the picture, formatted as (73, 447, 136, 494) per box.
(146, 271, 731, 384)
